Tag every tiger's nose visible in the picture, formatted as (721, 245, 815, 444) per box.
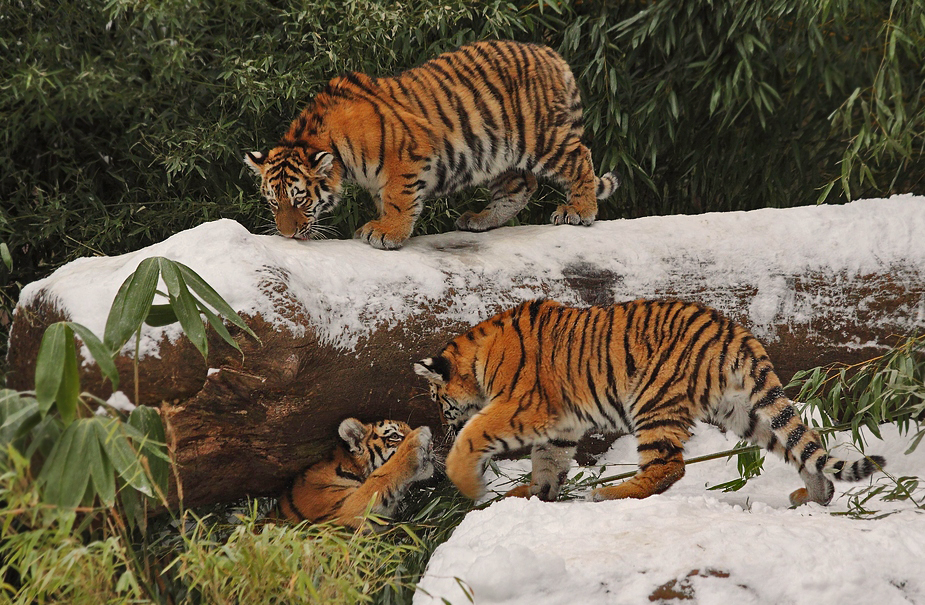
(275, 214, 299, 238)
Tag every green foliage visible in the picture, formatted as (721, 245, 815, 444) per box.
(105, 256, 259, 362)
(707, 442, 765, 493)
(1, 257, 255, 535)
(171, 507, 423, 604)
(0, 459, 473, 604)
(789, 333, 925, 452)
(546, 0, 925, 217)
(0, 448, 155, 604)
(162, 485, 471, 605)
(785, 334, 925, 515)
(376, 479, 473, 604)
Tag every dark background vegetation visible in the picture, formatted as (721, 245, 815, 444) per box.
(2, 0, 923, 367)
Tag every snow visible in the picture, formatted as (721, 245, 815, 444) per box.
(93, 390, 136, 416)
(414, 423, 925, 605)
(17, 195, 925, 357)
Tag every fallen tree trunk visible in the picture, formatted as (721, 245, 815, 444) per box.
(7, 196, 925, 508)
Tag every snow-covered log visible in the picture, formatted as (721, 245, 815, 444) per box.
(7, 196, 925, 508)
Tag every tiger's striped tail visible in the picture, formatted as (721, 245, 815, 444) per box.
(595, 172, 620, 199)
(748, 384, 886, 505)
(820, 452, 886, 482)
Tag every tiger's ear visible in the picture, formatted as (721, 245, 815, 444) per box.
(310, 151, 334, 176)
(414, 356, 450, 385)
(338, 417, 367, 452)
(244, 151, 267, 177)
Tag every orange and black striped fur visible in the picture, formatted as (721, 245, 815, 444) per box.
(414, 299, 885, 506)
(244, 39, 619, 248)
(277, 418, 434, 529)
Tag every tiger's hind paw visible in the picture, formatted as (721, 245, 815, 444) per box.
(789, 488, 811, 507)
(455, 211, 495, 232)
(503, 485, 532, 499)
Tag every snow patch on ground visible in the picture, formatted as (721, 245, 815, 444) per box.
(415, 424, 925, 605)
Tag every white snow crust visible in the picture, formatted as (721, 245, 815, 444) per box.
(18, 195, 925, 357)
(414, 424, 925, 605)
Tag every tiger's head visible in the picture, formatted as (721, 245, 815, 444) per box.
(244, 146, 343, 240)
(414, 355, 486, 432)
(337, 417, 413, 475)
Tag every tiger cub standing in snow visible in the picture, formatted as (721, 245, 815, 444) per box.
(277, 418, 434, 529)
(415, 299, 885, 506)
(244, 39, 619, 248)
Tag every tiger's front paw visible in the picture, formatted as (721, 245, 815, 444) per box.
(550, 204, 595, 226)
(354, 220, 409, 250)
(405, 426, 435, 482)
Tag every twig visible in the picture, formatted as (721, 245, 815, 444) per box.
(586, 444, 761, 487)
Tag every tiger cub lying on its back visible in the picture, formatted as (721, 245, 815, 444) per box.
(245, 39, 619, 249)
(415, 299, 885, 507)
(277, 418, 434, 529)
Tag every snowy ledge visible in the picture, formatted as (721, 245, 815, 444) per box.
(16, 194, 925, 356)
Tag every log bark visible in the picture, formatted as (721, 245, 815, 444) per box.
(7, 196, 925, 508)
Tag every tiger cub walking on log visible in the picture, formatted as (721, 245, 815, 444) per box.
(277, 418, 434, 529)
(245, 39, 619, 248)
(414, 299, 885, 506)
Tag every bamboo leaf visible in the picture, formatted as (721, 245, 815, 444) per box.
(0, 242, 11, 271)
(96, 418, 156, 498)
(198, 301, 241, 355)
(0, 393, 40, 437)
(176, 261, 259, 342)
(38, 419, 93, 508)
(34, 322, 67, 416)
(68, 322, 120, 390)
(905, 429, 924, 454)
(144, 303, 178, 327)
(56, 324, 80, 427)
(104, 258, 160, 354)
(159, 258, 209, 360)
(86, 418, 116, 506)
(128, 406, 169, 497)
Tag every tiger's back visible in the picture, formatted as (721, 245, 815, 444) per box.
(245, 40, 619, 248)
(278, 418, 433, 529)
(415, 299, 885, 505)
